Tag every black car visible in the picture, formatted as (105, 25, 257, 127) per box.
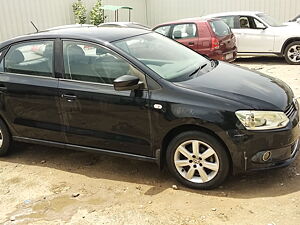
(0, 27, 299, 189)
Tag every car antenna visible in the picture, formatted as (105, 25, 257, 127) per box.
(30, 21, 39, 33)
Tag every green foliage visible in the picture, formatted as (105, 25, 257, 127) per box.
(90, 0, 105, 26)
(72, 0, 87, 24)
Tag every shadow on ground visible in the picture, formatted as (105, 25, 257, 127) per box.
(234, 56, 288, 65)
(1, 142, 299, 199)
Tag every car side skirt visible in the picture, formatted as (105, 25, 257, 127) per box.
(13, 136, 158, 164)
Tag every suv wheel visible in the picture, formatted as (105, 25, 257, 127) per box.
(166, 131, 230, 189)
(284, 41, 300, 65)
(0, 119, 11, 156)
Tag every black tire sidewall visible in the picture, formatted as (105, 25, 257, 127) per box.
(0, 119, 10, 156)
(166, 131, 230, 189)
(284, 41, 300, 65)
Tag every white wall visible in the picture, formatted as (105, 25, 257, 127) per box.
(0, 0, 146, 41)
(145, 0, 300, 27)
(0, 0, 300, 42)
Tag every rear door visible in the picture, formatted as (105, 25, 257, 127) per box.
(0, 40, 63, 142)
(171, 23, 199, 52)
(58, 40, 152, 156)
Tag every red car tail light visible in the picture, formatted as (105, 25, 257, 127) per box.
(211, 37, 220, 50)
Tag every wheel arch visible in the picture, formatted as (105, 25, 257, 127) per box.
(281, 37, 300, 55)
(160, 124, 233, 172)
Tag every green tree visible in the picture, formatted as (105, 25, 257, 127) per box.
(90, 0, 105, 26)
(72, 0, 87, 24)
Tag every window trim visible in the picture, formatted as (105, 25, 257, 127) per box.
(61, 39, 148, 89)
(1, 39, 56, 78)
(170, 22, 199, 40)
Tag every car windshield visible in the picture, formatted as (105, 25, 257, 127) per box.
(256, 13, 281, 27)
(113, 33, 210, 82)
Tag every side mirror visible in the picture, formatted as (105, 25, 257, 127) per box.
(113, 75, 140, 91)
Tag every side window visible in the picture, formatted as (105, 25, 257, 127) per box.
(4, 41, 54, 77)
(239, 16, 250, 29)
(63, 41, 145, 85)
(0, 50, 4, 72)
(154, 25, 171, 36)
(172, 23, 197, 39)
(220, 16, 238, 29)
(253, 18, 266, 29)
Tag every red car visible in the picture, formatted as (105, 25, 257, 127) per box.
(153, 18, 237, 62)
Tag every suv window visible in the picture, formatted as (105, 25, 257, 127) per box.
(172, 23, 197, 39)
(220, 16, 239, 29)
(4, 41, 54, 77)
(239, 16, 250, 28)
(63, 41, 145, 85)
(154, 25, 171, 36)
(209, 20, 231, 36)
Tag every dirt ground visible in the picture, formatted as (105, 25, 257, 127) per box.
(0, 56, 299, 225)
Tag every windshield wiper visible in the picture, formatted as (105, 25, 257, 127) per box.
(189, 63, 207, 77)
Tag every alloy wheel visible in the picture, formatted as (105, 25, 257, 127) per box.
(287, 44, 300, 63)
(174, 140, 220, 183)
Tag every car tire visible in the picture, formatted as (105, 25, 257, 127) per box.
(0, 119, 11, 156)
(284, 41, 300, 65)
(166, 131, 230, 189)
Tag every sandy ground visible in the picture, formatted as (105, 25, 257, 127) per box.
(0, 56, 299, 225)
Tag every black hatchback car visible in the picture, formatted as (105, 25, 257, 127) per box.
(0, 26, 299, 189)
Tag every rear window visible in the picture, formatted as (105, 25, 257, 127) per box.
(209, 20, 231, 36)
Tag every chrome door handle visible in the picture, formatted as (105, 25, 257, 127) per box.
(61, 94, 77, 101)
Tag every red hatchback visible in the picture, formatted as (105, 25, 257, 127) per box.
(153, 18, 237, 62)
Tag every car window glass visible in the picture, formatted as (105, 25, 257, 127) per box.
(209, 20, 231, 36)
(63, 41, 145, 85)
(172, 23, 197, 39)
(254, 18, 265, 29)
(239, 16, 250, 29)
(220, 16, 237, 29)
(4, 41, 53, 77)
(0, 51, 4, 72)
(154, 25, 171, 36)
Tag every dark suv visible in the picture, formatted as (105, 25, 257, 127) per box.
(153, 18, 237, 62)
(0, 27, 298, 189)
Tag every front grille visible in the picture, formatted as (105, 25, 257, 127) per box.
(285, 102, 297, 118)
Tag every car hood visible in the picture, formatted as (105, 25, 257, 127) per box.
(174, 62, 293, 111)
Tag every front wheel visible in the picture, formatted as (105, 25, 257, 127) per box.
(166, 131, 230, 189)
(0, 119, 11, 156)
(284, 41, 300, 65)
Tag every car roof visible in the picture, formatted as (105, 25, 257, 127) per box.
(203, 11, 264, 18)
(153, 17, 221, 28)
(0, 26, 151, 49)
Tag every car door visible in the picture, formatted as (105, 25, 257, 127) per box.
(58, 40, 152, 156)
(0, 40, 64, 142)
(171, 23, 199, 52)
(233, 16, 275, 52)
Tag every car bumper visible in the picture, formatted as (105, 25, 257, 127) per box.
(226, 106, 300, 174)
(209, 49, 237, 62)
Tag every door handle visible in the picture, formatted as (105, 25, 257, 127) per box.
(61, 94, 77, 102)
(188, 42, 195, 45)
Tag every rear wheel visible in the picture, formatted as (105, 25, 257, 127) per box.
(284, 41, 300, 65)
(0, 119, 11, 156)
(166, 131, 230, 189)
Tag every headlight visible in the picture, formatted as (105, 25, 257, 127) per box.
(235, 110, 289, 130)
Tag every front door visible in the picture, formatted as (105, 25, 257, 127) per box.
(59, 40, 152, 156)
(233, 16, 275, 52)
(0, 40, 64, 142)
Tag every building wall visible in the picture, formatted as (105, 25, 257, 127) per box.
(145, 0, 300, 27)
(0, 0, 299, 42)
(0, 0, 146, 41)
